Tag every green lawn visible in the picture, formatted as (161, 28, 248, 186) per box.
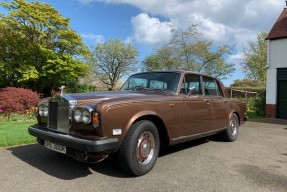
(0, 120, 37, 148)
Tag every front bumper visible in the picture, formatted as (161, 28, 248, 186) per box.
(28, 125, 118, 153)
(244, 113, 248, 121)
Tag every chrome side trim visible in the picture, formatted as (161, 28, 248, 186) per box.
(171, 127, 226, 144)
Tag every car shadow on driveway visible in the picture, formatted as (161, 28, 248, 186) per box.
(7, 144, 129, 179)
(8, 139, 210, 179)
(159, 139, 209, 157)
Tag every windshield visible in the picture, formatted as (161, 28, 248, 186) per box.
(121, 72, 181, 93)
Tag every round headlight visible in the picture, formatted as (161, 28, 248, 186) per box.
(43, 106, 48, 117)
(38, 105, 44, 116)
(74, 109, 82, 123)
(82, 110, 91, 124)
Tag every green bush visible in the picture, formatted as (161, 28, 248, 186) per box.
(66, 82, 96, 93)
(254, 90, 266, 116)
(228, 87, 266, 114)
(246, 97, 256, 111)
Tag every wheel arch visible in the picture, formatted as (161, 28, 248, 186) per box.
(128, 114, 171, 148)
(233, 111, 240, 125)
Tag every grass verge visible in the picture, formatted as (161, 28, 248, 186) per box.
(246, 110, 265, 119)
(0, 120, 36, 148)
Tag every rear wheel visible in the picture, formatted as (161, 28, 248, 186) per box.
(221, 113, 239, 142)
(118, 120, 160, 176)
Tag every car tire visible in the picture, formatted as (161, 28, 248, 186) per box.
(221, 113, 239, 142)
(118, 120, 160, 176)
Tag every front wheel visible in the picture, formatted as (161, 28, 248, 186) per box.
(118, 120, 160, 176)
(221, 113, 239, 142)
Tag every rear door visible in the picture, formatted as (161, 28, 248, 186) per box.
(202, 77, 229, 131)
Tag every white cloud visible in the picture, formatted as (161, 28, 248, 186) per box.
(81, 33, 105, 44)
(227, 52, 244, 70)
(79, 0, 283, 48)
(190, 13, 227, 42)
(78, 0, 285, 83)
(229, 52, 244, 61)
(78, 0, 94, 5)
(130, 13, 174, 45)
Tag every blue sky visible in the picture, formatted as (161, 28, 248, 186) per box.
(1, 0, 284, 86)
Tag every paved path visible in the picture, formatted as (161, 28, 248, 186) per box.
(0, 119, 287, 192)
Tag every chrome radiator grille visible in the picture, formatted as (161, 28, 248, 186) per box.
(48, 100, 69, 133)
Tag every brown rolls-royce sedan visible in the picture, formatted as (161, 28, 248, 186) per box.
(28, 71, 247, 176)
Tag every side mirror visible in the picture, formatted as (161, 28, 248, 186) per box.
(187, 86, 197, 97)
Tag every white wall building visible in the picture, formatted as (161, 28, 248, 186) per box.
(266, 8, 287, 119)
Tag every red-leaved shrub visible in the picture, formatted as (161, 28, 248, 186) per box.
(0, 87, 39, 119)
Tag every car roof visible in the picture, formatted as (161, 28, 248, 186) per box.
(130, 70, 218, 79)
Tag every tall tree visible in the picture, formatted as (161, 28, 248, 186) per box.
(142, 46, 178, 71)
(0, 0, 89, 94)
(91, 39, 138, 90)
(169, 25, 200, 70)
(142, 25, 235, 79)
(242, 32, 267, 83)
(191, 41, 235, 78)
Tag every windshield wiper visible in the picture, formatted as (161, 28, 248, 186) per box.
(152, 88, 172, 93)
(124, 86, 146, 91)
(124, 87, 171, 92)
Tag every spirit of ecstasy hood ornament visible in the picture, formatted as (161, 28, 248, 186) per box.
(59, 86, 65, 96)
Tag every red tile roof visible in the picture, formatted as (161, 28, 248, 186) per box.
(267, 8, 287, 40)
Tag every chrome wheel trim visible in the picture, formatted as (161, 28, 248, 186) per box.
(136, 131, 155, 166)
(230, 117, 238, 136)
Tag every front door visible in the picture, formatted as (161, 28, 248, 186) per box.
(181, 75, 212, 136)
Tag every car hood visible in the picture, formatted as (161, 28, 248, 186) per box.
(64, 90, 176, 106)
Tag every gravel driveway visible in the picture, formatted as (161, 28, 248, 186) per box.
(0, 119, 287, 192)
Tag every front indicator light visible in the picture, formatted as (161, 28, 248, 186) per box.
(33, 107, 38, 116)
(113, 129, 122, 135)
(92, 113, 99, 128)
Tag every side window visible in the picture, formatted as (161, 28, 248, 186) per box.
(180, 75, 202, 95)
(203, 77, 222, 96)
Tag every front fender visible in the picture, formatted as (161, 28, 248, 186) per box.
(105, 103, 168, 143)
(123, 110, 160, 133)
